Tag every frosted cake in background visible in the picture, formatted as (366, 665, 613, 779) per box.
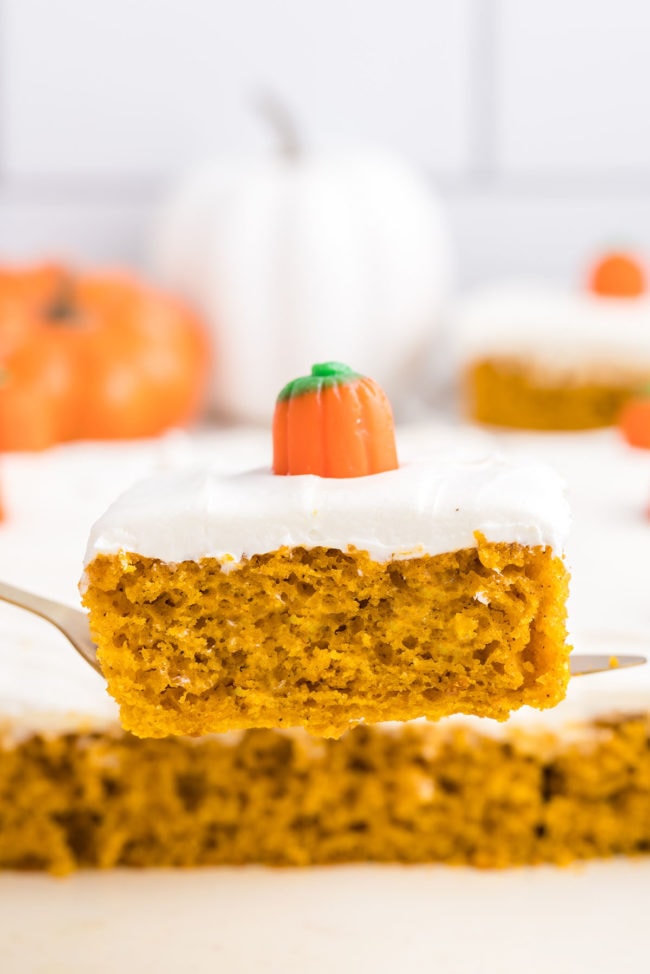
(454, 266, 650, 430)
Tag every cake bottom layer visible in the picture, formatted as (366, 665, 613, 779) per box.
(466, 357, 649, 430)
(1, 717, 648, 874)
(83, 540, 570, 738)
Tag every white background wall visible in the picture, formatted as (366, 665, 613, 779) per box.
(2, 0, 650, 289)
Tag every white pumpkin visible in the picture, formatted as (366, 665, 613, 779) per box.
(152, 113, 451, 423)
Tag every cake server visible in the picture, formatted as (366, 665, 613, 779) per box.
(0, 580, 646, 679)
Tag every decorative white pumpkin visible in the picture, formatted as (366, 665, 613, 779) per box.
(152, 104, 451, 423)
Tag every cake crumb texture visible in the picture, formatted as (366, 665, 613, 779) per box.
(0, 717, 647, 875)
(83, 539, 570, 738)
(466, 357, 647, 430)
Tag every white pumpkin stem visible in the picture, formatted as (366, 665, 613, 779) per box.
(256, 92, 301, 159)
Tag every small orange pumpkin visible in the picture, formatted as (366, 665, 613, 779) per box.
(0, 263, 210, 450)
(273, 362, 398, 478)
(588, 252, 646, 298)
(619, 392, 650, 449)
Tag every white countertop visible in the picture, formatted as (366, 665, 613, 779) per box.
(2, 862, 649, 974)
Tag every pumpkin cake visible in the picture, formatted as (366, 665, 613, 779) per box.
(0, 425, 648, 874)
(3, 696, 649, 874)
(82, 363, 571, 739)
(454, 279, 650, 430)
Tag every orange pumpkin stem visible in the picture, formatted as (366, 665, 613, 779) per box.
(273, 362, 398, 478)
(588, 252, 646, 298)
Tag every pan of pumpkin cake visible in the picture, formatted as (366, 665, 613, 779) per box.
(1, 263, 650, 972)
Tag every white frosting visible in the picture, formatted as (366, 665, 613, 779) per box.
(83, 449, 569, 569)
(452, 282, 650, 369)
(0, 424, 648, 744)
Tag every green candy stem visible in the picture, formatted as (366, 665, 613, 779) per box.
(310, 362, 354, 378)
(277, 362, 362, 401)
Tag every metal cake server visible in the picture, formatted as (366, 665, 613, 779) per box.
(0, 579, 646, 679)
(0, 580, 102, 675)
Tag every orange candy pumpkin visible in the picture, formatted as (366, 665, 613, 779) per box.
(273, 362, 398, 478)
(0, 264, 210, 450)
(588, 252, 646, 298)
(619, 393, 650, 449)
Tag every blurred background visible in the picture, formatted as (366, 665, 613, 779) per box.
(3, 0, 650, 287)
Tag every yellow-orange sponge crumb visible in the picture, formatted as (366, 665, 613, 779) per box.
(466, 357, 649, 430)
(1, 715, 648, 874)
(83, 537, 570, 739)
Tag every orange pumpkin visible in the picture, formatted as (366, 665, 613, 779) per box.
(0, 264, 210, 450)
(588, 252, 646, 298)
(619, 393, 650, 449)
(273, 362, 398, 478)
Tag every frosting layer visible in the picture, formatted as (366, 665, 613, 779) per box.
(453, 282, 650, 367)
(83, 451, 570, 567)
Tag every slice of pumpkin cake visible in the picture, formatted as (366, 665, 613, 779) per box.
(453, 273, 650, 432)
(82, 362, 571, 739)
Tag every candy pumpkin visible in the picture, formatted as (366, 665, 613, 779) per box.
(619, 391, 650, 449)
(588, 252, 646, 298)
(273, 362, 398, 478)
(0, 264, 210, 450)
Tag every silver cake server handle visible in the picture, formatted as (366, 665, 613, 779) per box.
(0, 580, 101, 674)
(0, 581, 645, 679)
